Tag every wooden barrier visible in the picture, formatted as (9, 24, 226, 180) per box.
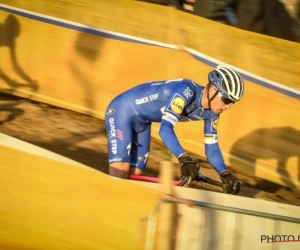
(1, 138, 300, 250)
(0, 144, 161, 250)
(155, 161, 177, 250)
(2, 0, 299, 90)
(0, 2, 299, 190)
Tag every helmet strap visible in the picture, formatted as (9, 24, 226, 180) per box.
(206, 83, 219, 109)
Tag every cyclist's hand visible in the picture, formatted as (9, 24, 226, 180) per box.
(178, 154, 200, 181)
(220, 170, 241, 195)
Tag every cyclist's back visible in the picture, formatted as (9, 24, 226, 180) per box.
(110, 78, 205, 124)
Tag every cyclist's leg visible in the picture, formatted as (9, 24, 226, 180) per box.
(105, 101, 133, 179)
(129, 125, 151, 175)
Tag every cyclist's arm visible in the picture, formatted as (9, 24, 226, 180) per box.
(204, 116, 227, 174)
(159, 115, 185, 157)
(159, 80, 195, 157)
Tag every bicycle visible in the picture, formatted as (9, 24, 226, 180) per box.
(128, 171, 240, 194)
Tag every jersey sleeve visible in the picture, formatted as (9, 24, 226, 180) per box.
(159, 79, 196, 157)
(204, 115, 227, 174)
(162, 79, 195, 125)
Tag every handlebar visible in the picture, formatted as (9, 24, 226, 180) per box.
(177, 172, 223, 188)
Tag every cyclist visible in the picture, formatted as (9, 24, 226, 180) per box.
(105, 65, 244, 194)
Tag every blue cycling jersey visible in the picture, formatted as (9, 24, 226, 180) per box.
(105, 78, 227, 174)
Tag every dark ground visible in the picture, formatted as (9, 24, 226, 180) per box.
(1, 92, 299, 206)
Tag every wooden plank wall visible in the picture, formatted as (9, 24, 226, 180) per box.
(1, 142, 300, 250)
(0, 0, 299, 190)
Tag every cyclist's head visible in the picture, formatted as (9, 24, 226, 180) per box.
(208, 65, 245, 102)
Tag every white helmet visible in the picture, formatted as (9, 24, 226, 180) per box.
(208, 65, 245, 101)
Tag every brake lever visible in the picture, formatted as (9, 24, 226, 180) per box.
(177, 175, 188, 186)
(186, 176, 193, 187)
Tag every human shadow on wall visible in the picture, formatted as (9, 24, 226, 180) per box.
(68, 31, 104, 114)
(229, 126, 300, 192)
(0, 14, 38, 94)
(0, 93, 25, 125)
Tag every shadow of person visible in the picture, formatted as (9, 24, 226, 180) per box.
(0, 101, 25, 125)
(229, 126, 300, 192)
(68, 31, 104, 115)
(0, 14, 38, 94)
(0, 92, 26, 125)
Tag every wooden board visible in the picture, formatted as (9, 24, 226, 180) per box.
(0, 2, 299, 189)
(1, 0, 299, 90)
(1, 135, 300, 250)
(0, 145, 161, 250)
